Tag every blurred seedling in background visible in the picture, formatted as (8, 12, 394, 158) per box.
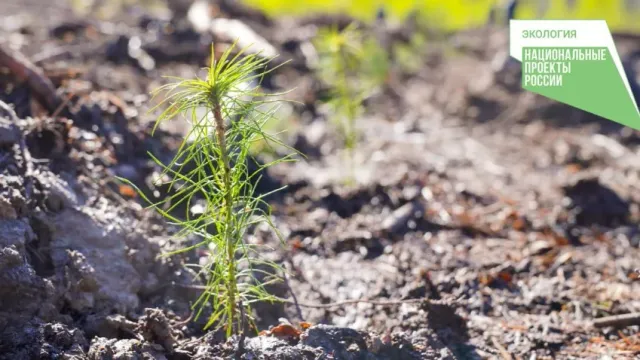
(313, 22, 389, 176)
(393, 28, 429, 74)
(314, 23, 365, 153)
(120, 42, 296, 338)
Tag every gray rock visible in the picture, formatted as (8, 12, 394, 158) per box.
(381, 201, 424, 234)
(0, 219, 54, 320)
(300, 325, 369, 360)
(64, 250, 100, 312)
(46, 208, 142, 314)
(40, 322, 89, 359)
(0, 321, 89, 360)
(243, 336, 315, 360)
(88, 338, 167, 360)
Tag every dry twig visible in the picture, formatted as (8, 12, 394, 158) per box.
(0, 45, 63, 114)
(593, 312, 640, 329)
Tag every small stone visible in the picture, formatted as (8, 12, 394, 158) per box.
(528, 240, 552, 256)
(382, 201, 424, 234)
(0, 245, 22, 269)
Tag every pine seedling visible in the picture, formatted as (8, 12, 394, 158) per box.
(314, 23, 366, 153)
(121, 42, 295, 337)
(314, 23, 388, 157)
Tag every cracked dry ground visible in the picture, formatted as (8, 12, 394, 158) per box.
(2, 4, 640, 360)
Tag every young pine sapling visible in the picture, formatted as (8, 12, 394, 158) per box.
(122, 43, 294, 337)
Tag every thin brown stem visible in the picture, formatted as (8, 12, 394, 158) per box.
(0, 45, 63, 114)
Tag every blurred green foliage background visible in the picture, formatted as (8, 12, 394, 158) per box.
(243, 0, 640, 32)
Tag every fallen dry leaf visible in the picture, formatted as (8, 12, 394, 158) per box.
(260, 323, 301, 339)
(497, 271, 513, 284)
(565, 163, 582, 174)
(511, 217, 526, 231)
(119, 184, 136, 198)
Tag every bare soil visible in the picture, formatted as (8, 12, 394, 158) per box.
(1, 1, 640, 359)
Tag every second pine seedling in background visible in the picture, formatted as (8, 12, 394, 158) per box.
(314, 23, 389, 157)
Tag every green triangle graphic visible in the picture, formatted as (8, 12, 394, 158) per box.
(522, 47, 640, 129)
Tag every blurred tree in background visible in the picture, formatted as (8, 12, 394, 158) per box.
(67, 0, 640, 33)
(243, 0, 640, 33)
